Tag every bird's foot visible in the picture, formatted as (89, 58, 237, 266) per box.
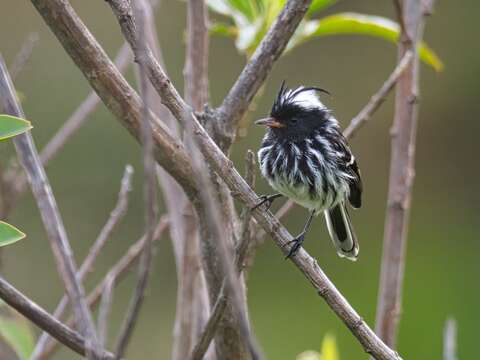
(252, 194, 282, 211)
(284, 233, 305, 259)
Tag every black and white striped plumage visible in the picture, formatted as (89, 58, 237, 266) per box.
(255, 83, 362, 260)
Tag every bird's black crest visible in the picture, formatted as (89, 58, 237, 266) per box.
(271, 82, 331, 119)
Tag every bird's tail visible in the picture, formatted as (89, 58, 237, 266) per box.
(324, 203, 359, 261)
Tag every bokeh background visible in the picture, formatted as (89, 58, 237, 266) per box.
(1, 0, 478, 358)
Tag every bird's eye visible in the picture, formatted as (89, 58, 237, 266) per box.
(290, 118, 298, 124)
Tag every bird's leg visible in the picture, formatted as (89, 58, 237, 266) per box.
(252, 193, 283, 211)
(285, 210, 316, 259)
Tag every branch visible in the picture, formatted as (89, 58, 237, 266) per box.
(30, 2, 402, 358)
(374, 0, 435, 348)
(178, 0, 212, 357)
(35, 217, 170, 360)
(114, 5, 158, 358)
(184, 0, 209, 110)
(0, 276, 114, 360)
(343, 50, 414, 140)
(215, 0, 313, 147)
(97, 273, 115, 348)
(0, 55, 101, 357)
(31, 165, 134, 360)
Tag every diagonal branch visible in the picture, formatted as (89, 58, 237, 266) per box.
(0, 276, 114, 360)
(215, 0, 313, 147)
(0, 55, 101, 358)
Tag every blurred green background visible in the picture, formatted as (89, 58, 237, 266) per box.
(1, 0, 478, 359)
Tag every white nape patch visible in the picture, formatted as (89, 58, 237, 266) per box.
(289, 87, 326, 110)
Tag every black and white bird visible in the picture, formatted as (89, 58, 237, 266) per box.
(255, 83, 362, 260)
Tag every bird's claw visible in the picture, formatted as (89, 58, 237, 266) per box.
(252, 194, 275, 211)
(284, 233, 305, 259)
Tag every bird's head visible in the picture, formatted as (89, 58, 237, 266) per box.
(255, 82, 334, 141)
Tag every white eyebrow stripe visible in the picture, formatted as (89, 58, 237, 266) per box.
(289, 88, 326, 110)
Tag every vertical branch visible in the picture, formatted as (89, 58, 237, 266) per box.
(177, 0, 212, 358)
(374, 0, 434, 347)
(0, 56, 101, 358)
(113, 3, 158, 358)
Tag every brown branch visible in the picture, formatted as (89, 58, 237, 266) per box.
(30, 0, 198, 201)
(113, 5, 158, 358)
(215, 0, 313, 147)
(177, 0, 212, 357)
(35, 217, 169, 360)
(343, 50, 414, 140)
(30, 165, 134, 360)
(0, 276, 114, 359)
(30, 2, 402, 358)
(374, 0, 435, 348)
(0, 55, 101, 357)
(97, 273, 115, 348)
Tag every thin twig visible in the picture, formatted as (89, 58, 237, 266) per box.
(374, 0, 435, 349)
(343, 50, 414, 139)
(0, 55, 101, 358)
(0, 276, 114, 360)
(31, 165, 134, 360)
(97, 273, 116, 348)
(113, 4, 158, 358)
(9, 33, 39, 79)
(443, 317, 457, 360)
(215, 0, 313, 147)
(36, 217, 169, 360)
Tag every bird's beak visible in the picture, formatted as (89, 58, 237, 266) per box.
(254, 117, 285, 128)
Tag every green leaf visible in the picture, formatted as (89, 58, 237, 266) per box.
(0, 221, 26, 247)
(0, 302, 35, 359)
(0, 114, 32, 141)
(307, 0, 337, 16)
(321, 333, 339, 360)
(297, 13, 444, 71)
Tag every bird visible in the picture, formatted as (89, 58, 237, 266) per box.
(254, 82, 362, 260)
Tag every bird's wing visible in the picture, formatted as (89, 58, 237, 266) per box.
(330, 135, 363, 208)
